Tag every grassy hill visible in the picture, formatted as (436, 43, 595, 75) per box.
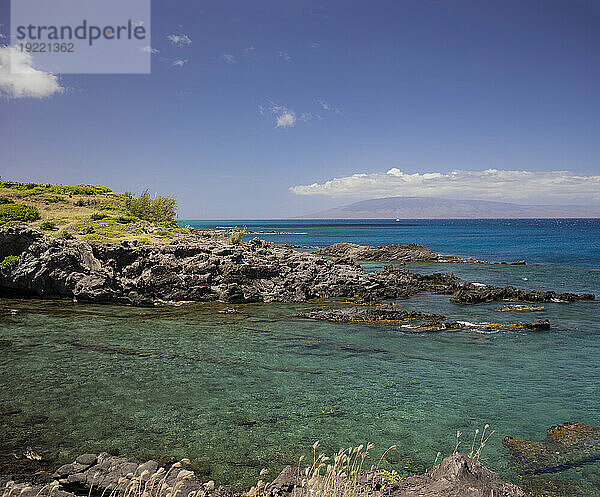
(0, 181, 188, 245)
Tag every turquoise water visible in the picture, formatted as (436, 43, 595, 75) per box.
(2, 219, 600, 492)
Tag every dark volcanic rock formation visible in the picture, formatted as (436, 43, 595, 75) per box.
(315, 242, 441, 262)
(295, 303, 446, 322)
(0, 227, 594, 306)
(314, 241, 525, 265)
(503, 422, 600, 474)
(450, 283, 594, 304)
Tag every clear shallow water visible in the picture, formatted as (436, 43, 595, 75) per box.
(1, 219, 600, 493)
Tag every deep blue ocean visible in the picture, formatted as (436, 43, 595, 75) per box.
(2, 218, 600, 494)
(182, 218, 600, 268)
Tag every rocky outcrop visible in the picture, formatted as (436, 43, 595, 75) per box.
(295, 305, 552, 331)
(389, 454, 525, 497)
(315, 242, 441, 262)
(0, 227, 593, 306)
(450, 283, 594, 304)
(295, 303, 446, 322)
(503, 422, 600, 474)
(263, 455, 524, 497)
(315, 242, 526, 265)
(2, 453, 524, 497)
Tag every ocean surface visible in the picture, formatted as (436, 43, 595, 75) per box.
(1, 219, 600, 493)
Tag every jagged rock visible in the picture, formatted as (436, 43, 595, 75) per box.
(388, 454, 525, 496)
(450, 283, 594, 305)
(524, 319, 551, 330)
(315, 242, 440, 262)
(0, 227, 593, 306)
(503, 422, 600, 474)
(295, 304, 445, 323)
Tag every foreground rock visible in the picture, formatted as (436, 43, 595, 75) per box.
(315, 242, 526, 265)
(2, 453, 524, 497)
(266, 455, 524, 497)
(503, 421, 600, 474)
(295, 303, 446, 322)
(0, 227, 593, 306)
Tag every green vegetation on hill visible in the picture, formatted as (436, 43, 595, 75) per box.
(0, 180, 185, 245)
(0, 181, 113, 196)
(0, 204, 40, 224)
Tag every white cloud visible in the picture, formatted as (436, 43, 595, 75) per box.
(316, 98, 343, 115)
(310, 42, 320, 48)
(0, 46, 64, 99)
(220, 53, 236, 64)
(167, 34, 192, 46)
(278, 50, 292, 61)
(173, 58, 188, 66)
(140, 45, 159, 54)
(260, 102, 297, 128)
(290, 168, 600, 203)
(276, 111, 296, 128)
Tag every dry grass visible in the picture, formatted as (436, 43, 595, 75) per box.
(250, 442, 400, 497)
(0, 186, 187, 246)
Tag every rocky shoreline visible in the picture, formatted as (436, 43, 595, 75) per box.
(0, 227, 594, 306)
(1, 450, 525, 497)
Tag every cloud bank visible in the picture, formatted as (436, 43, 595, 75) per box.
(290, 168, 600, 203)
(0, 46, 64, 99)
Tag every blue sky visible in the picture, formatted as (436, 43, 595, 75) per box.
(1, 0, 599, 218)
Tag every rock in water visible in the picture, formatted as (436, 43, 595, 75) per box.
(503, 422, 600, 473)
(315, 242, 440, 262)
(295, 304, 445, 322)
(0, 227, 594, 306)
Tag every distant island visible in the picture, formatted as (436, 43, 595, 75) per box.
(300, 196, 600, 219)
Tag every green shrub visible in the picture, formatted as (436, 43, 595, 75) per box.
(98, 204, 122, 211)
(81, 226, 95, 234)
(156, 230, 175, 237)
(0, 181, 112, 196)
(40, 221, 58, 231)
(125, 189, 177, 224)
(41, 194, 64, 204)
(60, 230, 74, 240)
(0, 197, 13, 204)
(0, 204, 40, 224)
(117, 215, 137, 224)
(227, 226, 247, 245)
(90, 213, 108, 221)
(0, 255, 18, 269)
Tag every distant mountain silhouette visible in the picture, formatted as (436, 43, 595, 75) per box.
(300, 197, 600, 219)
